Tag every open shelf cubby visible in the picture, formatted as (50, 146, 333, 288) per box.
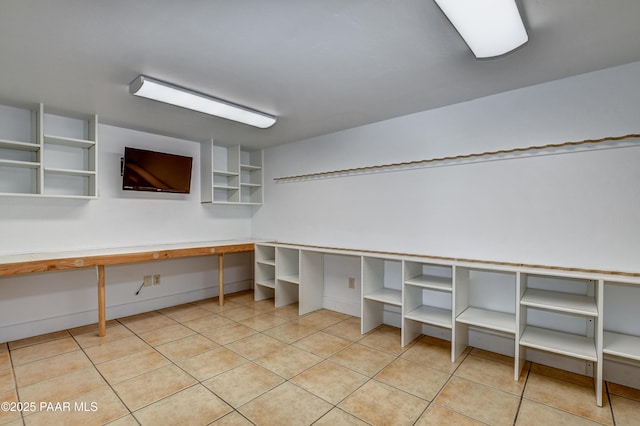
(362, 256, 402, 334)
(402, 261, 453, 346)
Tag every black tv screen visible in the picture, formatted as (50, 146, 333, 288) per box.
(122, 147, 193, 194)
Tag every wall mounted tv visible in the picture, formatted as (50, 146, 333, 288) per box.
(122, 147, 193, 194)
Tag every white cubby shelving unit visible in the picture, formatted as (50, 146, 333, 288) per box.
(601, 280, 640, 390)
(361, 256, 402, 334)
(253, 243, 326, 315)
(0, 103, 98, 199)
(275, 247, 300, 308)
(518, 272, 602, 405)
(254, 244, 276, 302)
(200, 141, 263, 205)
(239, 148, 263, 205)
(254, 242, 640, 406)
(454, 267, 518, 368)
(402, 261, 454, 347)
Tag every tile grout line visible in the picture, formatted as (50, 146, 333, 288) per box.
(4, 342, 25, 426)
(71, 320, 140, 425)
(512, 362, 532, 426)
(5, 293, 629, 426)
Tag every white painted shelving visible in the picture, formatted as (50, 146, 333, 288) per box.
(254, 242, 640, 406)
(200, 141, 263, 205)
(0, 103, 98, 199)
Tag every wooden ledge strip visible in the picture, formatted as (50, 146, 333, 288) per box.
(272, 241, 640, 279)
(0, 243, 255, 277)
(273, 133, 640, 182)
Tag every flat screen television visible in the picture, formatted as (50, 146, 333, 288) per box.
(122, 147, 193, 194)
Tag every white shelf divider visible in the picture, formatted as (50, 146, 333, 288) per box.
(520, 326, 597, 361)
(405, 305, 452, 329)
(363, 288, 402, 306)
(521, 288, 597, 316)
(603, 331, 640, 362)
(404, 274, 452, 291)
(456, 307, 516, 334)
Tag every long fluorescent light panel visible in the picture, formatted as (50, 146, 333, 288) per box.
(434, 0, 528, 58)
(129, 75, 276, 129)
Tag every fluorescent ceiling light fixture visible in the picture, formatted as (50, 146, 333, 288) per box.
(434, 0, 528, 58)
(129, 75, 276, 128)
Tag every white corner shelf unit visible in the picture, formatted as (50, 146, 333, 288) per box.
(253, 243, 326, 316)
(200, 141, 263, 205)
(254, 242, 640, 406)
(0, 103, 98, 199)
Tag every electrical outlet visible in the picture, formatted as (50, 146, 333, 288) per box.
(348, 277, 355, 289)
(143, 275, 152, 287)
(153, 275, 161, 285)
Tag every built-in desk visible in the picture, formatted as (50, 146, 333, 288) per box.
(0, 240, 255, 337)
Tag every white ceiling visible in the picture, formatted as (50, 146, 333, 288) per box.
(1, 1, 640, 150)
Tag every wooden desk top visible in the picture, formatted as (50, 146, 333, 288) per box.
(0, 240, 255, 277)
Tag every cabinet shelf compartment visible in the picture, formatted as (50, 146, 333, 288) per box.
(240, 183, 263, 205)
(520, 326, 597, 361)
(519, 274, 600, 356)
(402, 261, 454, 346)
(603, 331, 640, 362)
(202, 142, 263, 205)
(602, 280, 640, 387)
(362, 256, 402, 334)
(275, 247, 300, 308)
(454, 267, 517, 363)
(43, 170, 97, 198)
(1, 103, 98, 199)
(519, 273, 602, 406)
(0, 103, 42, 196)
(41, 109, 98, 198)
(213, 188, 240, 203)
(255, 244, 276, 302)
(0, 163, 40, 195)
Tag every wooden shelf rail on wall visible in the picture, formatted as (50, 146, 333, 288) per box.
(273, 133, 640, 182)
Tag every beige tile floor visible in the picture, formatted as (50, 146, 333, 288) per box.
(1, 290, 639, 425)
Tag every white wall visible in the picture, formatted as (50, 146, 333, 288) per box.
(253, 60, 640, 274)
(252, 60, 640, 383)
(0, 124, 254, 341)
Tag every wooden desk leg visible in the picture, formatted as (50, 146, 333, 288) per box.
(218, 253, 224, 306)
(97, 265, 106, 337)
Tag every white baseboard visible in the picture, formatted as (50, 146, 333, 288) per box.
(0, 280, 252, 342)
(603, 356, 640, 389)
